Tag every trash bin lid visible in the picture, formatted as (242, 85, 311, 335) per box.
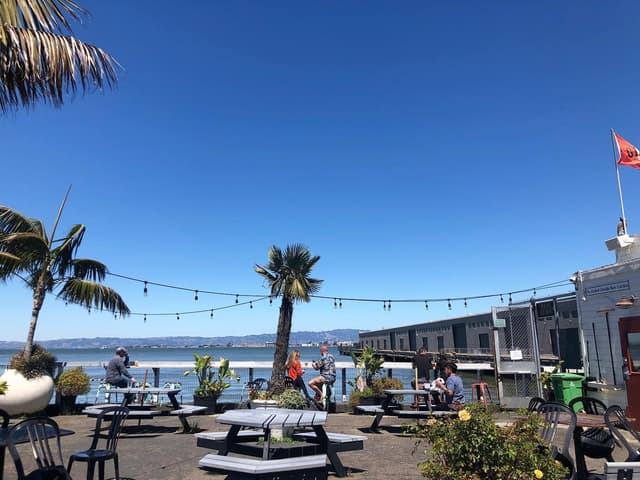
(551, 373, 585, 381)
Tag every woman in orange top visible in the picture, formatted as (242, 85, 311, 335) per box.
(286, 349, 311, 399)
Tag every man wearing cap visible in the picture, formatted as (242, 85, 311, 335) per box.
(433, 362, 465, 411)
(105, 347, 136, 387)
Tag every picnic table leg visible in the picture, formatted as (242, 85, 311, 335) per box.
(370, 394, 394, 432)
(313, 426, 345, 477)
(572, 424, 588, 479)
(263, 428, 271, 460)
(167, 392, 181, 410)
(220, 425, 242, 456)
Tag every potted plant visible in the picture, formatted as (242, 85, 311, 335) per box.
(276, 389, 307, 410)
(0, 344, 57, 415)
(349, 376, 403, 411)
(184, 354, 236, 413)
(56, 367, 90, 414)
(539, 361, 563, 401)
(349, 346, 387, 409)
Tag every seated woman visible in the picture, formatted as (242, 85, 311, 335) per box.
(432, 362, 465, 411)
(286, 349, 312, 400)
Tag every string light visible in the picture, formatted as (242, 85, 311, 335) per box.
(387, 300, 391, 311)
(176, 313, 180, 320)
(533, 288, 537, 297)
(143, 314, 147, 323)
(87, 307, 91, 315)
(143, 281, 148, 296)
(425, 301, 428, 310)
(383, 301, 387, 311)
(464, 298, 468, 308)
(250, 301, 253, 309)
(235, 294, 239, 304)
(194, 290, 199, 301)
(500, 294, 504, 303)
(210, 309, 214, 319)
(508, 293, 512, 304)
(448, 299, 452, 310)
(334, 298, 338, 309)
(269, 297, 273, 306)
(339, 298, 343, 309)
(114, 313, 117, 319)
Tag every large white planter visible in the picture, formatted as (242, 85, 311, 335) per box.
(0, 369, 54, 415)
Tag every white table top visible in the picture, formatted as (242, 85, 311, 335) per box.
(108, 387, 181, 394)
(217, 408, 328, 429)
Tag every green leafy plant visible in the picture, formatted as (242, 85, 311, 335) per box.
(0, 380, 7, 395)
(56, 367, 90, 396)
(184, 354, 236, 398)
(539, 361, 563, 400)
(276, 389, 307, 409)
(350, 345, 385, 390)
(371, 376, 403, 396)
(9, 344, 56, 379)
(250, 390, 273, 401)
(411, 404, 568, 480)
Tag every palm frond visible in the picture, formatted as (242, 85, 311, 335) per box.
(51, 223, 85, 276)
(0, 23, 118, 113)
(0, 0, 86, 33)
(58, 278, 130, 315)
(0, 251, 22, 280)
(70, 258, 106, 282)
(0, 206, 39, 235)
(0, 231, 49, 265)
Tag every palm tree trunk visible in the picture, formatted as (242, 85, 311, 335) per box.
(24, 272, 47, 359)
(269, 296, 293, 394)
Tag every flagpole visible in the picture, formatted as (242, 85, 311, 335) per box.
(611, 128, 628, 233)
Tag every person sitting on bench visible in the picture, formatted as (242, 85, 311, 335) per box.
(106, 347, 136, 388)
(286, 349, 312, 400)
(432, 362, 465, 411)
(308, 345, 336, 402)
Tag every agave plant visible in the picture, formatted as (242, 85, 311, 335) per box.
(0, 0, 118, 113)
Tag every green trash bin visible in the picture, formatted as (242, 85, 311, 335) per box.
(551, 373, 585, 410)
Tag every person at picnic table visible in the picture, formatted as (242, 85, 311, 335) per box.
(105, 347, 136, 388)
(308, 345, 336, 402)
(411, 347, 432, 407)
(432, 362, 465, 411)
(286, 349, 312, 400)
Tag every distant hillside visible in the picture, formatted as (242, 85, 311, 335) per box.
(0, 329, 361, 349)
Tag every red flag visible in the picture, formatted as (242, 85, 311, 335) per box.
(615, 133, 640, 169)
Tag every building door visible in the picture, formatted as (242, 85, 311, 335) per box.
(452, 324, 467, 352)
(437, 336, 444, 352)
(390, 332, 396, 350)
(408, 329, 417, 352)
(619, 316, 640, 428)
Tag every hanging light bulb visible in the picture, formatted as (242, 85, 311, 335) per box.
(425, 301, 429, 310)
(383, 301, 387, 311)
(250, 301, 253, 309)
(508, 293, 512, 304)
(65, 301, 68, 307)
(533, 288, 537, 297)
(114, 313, 118, 319)
(388, 300, 391, 311)
(334, 298, 337, 309)
(269, 296, 273, 306)
(448, 299, 452, 310)
(235, 294, 239, 304)
(194, 290, 199, 301)
(210, 309, 214, 319)
(144, 314, 147, 323)
(464, 298, 468, 308)
(339, 299, 343, 309)
(88, 307, 91, 315)
(176, 313, 180, 320)
(143, 281, 148, 297)
(500, 294, 504, 303)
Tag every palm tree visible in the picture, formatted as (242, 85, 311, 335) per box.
(255, 244, 322, 394)
(0, 0, 118, 113)
(0, 189, 130, 359)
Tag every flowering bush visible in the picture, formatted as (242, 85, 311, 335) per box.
(411, 404, 568, 480)
(184, 354, 237, 398)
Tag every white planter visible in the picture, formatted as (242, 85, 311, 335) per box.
(0, 369, 54, 415)
(249, 399, 279, 409)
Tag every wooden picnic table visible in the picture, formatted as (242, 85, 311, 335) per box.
(83, 387, 207, 430)
(201, 408, 357, 477)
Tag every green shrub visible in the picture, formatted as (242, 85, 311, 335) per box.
(0, 380, 6, 395)
(371, 376, 403, 396)
(411, 404, 567, 480)
(56, 367, 90, 396)
(276, 389, 306, 409)
(10, 344, 56, 379)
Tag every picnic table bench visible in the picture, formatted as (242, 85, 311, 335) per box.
(197, 408, 360, 478)
(83, 387, 207, 430)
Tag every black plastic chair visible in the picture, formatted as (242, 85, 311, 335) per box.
(67, 406, 129, 480)
(6, 417, 72, 480)
(605, 405, 640, 462)
(567, 397, 615, 461)
(528, 396, 546, 412)
(538, 402, 577, 480)
(0, 408, 9, 429)
(241, 377, 270, 405)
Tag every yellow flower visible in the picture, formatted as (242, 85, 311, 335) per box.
(534, 469, 544, 479)
(458, 409, 471, 421)
(426, 418, 437, 427)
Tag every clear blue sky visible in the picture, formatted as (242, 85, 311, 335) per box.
(3, 1, 640, 342)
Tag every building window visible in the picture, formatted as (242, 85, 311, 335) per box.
(399, 338, 405, 350)
(383, 339, 387, 349)
(479, 333, 490, 351)
(437, 336, 444, 351)
(376, 340, 380, 349)
(422, 337, 429, 350)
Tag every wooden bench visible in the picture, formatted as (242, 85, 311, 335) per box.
(196, 430, 265, 450)
(199, 453, 328, 479)
(354, 405, 384, 415)
(83, 407, 161, 420)
(393, 410, 459, 419)
(293, 431, 367, 452)
(604, 462, 640, 479)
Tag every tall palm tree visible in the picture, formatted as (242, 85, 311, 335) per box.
(255, 244, 322, 394)
(0, 189, 129, 358)
(0, 0, 118, 113)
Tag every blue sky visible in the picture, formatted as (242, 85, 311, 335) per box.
(3, 1, 640, 342)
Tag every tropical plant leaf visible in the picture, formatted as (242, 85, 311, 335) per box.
(0, 0, 86, 33)
(0, 206, 40, 235)
(58, 278, 130, 315)
(70, 258, 106, 282)
(0, 23, 118, 113)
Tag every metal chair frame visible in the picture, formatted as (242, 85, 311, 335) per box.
(567, 396, 615, 461)
(6, 417, 71, 480)
(528, 396, 546, 413)
(67, 405, 129, 480)
(605, 405, 640, 462)
(537, 402, 577, 480)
